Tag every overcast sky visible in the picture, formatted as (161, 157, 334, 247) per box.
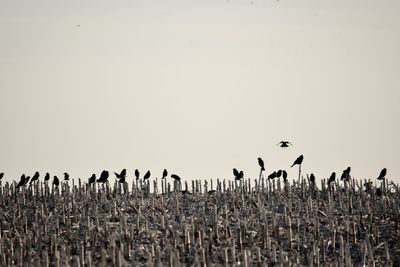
(0, 0, 399, 184)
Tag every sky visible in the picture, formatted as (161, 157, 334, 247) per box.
(0, 0, 399, 185)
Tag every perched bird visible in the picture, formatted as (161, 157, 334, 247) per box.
(16, 174, 26, 188)
(328, 172, 336, 185)
(237, 171, 244, 180)
(377, 168, 387, 180)
(134, 169, 140, 180)
(276, 170, 282, 178)
(233, 168, 239, 178)
(44, 172, 50, 182)
(277, 141, 292, 148)
(340, 167, 351, 181)
(0, 172, 4, 180)
(310, 173, 316, 184)
(53, 176, 60, 186)
(88, 174, 96, 184)
(63, 172, 70, 181)
(258, 157, 265, 171)
(114, 169, 126, 182)
(162, 169, 168, 179)
(24, 176, 31, 186)
(282, 170, 288, 183)
(268, 171, 277, 180)
(171, 174, 181, 182)
(97, 170, 109, 183)
(291, 155, 303, 167)
(143, 170, 151, 181)
(30, 171, 40, 184)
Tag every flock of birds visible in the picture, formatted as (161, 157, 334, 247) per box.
(0, 141, 389, 190)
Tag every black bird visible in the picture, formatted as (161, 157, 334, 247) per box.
(89, 174, 96, 184)
(143, 170, 151, 181)
(134, 169, 140, 180)
(277, 141, 292, 148)
(97, 170, 109, 183)
(171, 174, 181, 182)
(44, 172, 50, 182)
(24, 176, 31, 186)
(64, 172, 70, 181)
(310, 173, 316, 184)
(16, 174, 26, 188)
(340, 167, 351, 181)
(114, 169, 126, 181)
(53, 176, 60, 186)
(377, 168, 387, 180)
(258, 157, 265, 171)
(282, 170, 288, 183)
(328, 172, 336, 185)
(30, 171, 40, 184)
(233, 168, 239, 178)
(162, 169, 168, 179)
(0, 172, 4, 180)
(237, 171, 244, 180)
(276, 170, 282, 178)
(291, 155, 303, 167)
(268, 171, 277, 180)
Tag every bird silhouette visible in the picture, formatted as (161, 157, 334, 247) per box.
(114, 169, 126, 181)
(171, 174, 181, 182)
(268, 171, 277, 180)
(340, 167, 351, 181)
(134, 169, 140, 180)
(282, 170, 288, 183)
(377, 168, 387, 180)
(310, 173, 316, 184)
(30, 172, 40, 184)
(291, 155, 303, 167)
(143, 170, 151, 181)
(0, 172, 4, 180)
(233, 168, 239, 178)
(277, 141, 292, 148)
(44, 172, 50, 181)
(16, 174, 26, 188)
(237, 171, 244, 180)
(328, 172, 336, 185)
(276, 170, 282, 178)
(162, 169, 168, 179)
(64, 173, 70, 181)
(97, 170, 109, 183)
(24, 176, 31, 186)
(53, 176, 60, 186)
(88, 174, 96, 184)
(258, 157, 265, 171)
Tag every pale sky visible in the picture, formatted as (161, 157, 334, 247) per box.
(0, 0, 399, 184)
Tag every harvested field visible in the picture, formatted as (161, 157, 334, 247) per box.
(0, 177, 399, 266)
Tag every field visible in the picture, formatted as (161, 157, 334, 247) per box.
(0, 177, 399, 266)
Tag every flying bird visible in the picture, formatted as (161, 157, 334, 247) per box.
(377, 168, 387, 180)
(0, 172, 4, 180)
(134, 169, 140, 180)
(268, 171, 277, 180)
(291, 155, 303, 167)
(143, 170, 151, 181)
(88, 174, 96, 184)
(310, 173, 316, 184)
(328, 172, 336, 185)
(30, 172, 40, 184)
(258, 157, 265, 171)
(97, 170, 109, 183)
(53, 176, 60, 186)
(162, 169, 168, 179)
(277, 141, 292, 148)
(44, 172, 50, 181)
(171, 174, 181, 182)
(16, 174, 26, 188)
(64, 173, 70, 181)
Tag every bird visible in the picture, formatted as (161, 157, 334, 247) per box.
(88, 174, 96, 184)
(30, 172, 40, 184)
(276, 170, 282, 178)
(143, 170, 151, 181)
(258, 157, 265, 171)
(310, 173, 316, 184)
(24, 176, 31, 186)
(171, 174, 181, 182)
(134, 169, 140, 180)
(16, 174, 26, 188)
(340, 167, 351, 181)
(0, 172, 4, 180)
(377, 168, 387, 180)
(291, 155, 303, 167)
(277, 141, 292, 148)
(282, 170, 288, 183)
(114, 169, 126, 182)
(97, 170, 109, 183)
(328, 172, 336, 185)
(44, 172, 50, 182)
(53, 176, 60, 186)
(64, 172, 70, 181)
(237, 171, 244, 180)
(268, 171, 277, 180)
(162, 169, 168, 179)
(233, 168, 239, 178)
